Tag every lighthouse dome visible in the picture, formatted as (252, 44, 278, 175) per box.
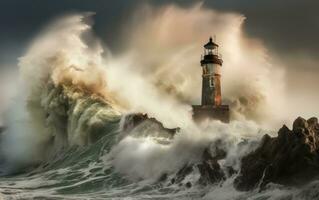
(204, 37, 219, 49)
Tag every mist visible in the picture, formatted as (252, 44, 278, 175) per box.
(111, 3, 287, 128)
(0, 3, 317, 176)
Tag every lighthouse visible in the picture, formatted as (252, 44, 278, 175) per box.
(192, 37, 230, 123)
(201, 37, 223, 106)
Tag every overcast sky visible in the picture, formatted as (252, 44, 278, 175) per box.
(0, 0, 318, 65)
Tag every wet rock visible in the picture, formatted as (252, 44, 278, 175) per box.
(185, 182, 192, 188)
(234, 117, 319, 191)
(307, 117, 318, 129)
(170, 145, 227, 187)
(198, 148, 225, 185)
(225, 166, 237, 177)
(171, 141, 228, 187)
(122, 113, 148, 131)
(174, 165, 194, 184)
(158, 173, 168, 182)
(167, 165, 194, 186)
(122, 113, 180, 137)
(293, 116, 309, 131)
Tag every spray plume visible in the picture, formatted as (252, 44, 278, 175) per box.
(1, 4, 287, 175)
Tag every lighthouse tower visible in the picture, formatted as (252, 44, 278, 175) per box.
(200, 37, 223, 106)
(192, 37, 230, 123)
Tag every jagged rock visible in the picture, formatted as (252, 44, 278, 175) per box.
(168, 165, 193, 186)
(158, 173, 168, 182)
(198, 148, 225, 185)
(293, 116, 309, 131)
(122, 113, 149, 132)
(169, 146, 226, 187)
(185, 182, 192, 188)
(175, 165, 194, 183)
(122, 113, 180, 136)
(234, 117, 319, 191)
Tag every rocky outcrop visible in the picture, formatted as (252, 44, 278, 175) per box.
(234, 117, 319, 191)
(168, 144, 228, 188)
(197, 148, 226, 185)
(170, 164, 194, 186)
(121, 113, 180, 137)
(157, 116, 319, 191)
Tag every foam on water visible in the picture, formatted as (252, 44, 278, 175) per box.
(0, 5, 316, 200)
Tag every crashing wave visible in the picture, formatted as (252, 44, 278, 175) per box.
(41, 81, 121, 149)
(0, 6, 318, 199)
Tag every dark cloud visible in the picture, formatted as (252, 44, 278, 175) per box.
(0, 0, 318, 65)
(0, 0, 143, 64)
(204, 0, 319, 58)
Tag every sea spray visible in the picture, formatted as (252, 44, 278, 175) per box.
(119, 3, 286, 128)
(0, 4, 302, 200)
(5, 5, 285, 168)
(108, 119, 264, 181)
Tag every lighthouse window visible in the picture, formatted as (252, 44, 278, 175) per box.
(209, 78, 214, 88)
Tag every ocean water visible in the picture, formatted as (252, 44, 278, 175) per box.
(0, 11, 318, 200)
(1, 106, 319, 200)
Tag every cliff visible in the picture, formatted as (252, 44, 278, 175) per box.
(157, 116, 319, 191)
(234, 117, 319, 191)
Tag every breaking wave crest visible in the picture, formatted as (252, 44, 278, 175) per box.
(0, 5, 317, 200)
